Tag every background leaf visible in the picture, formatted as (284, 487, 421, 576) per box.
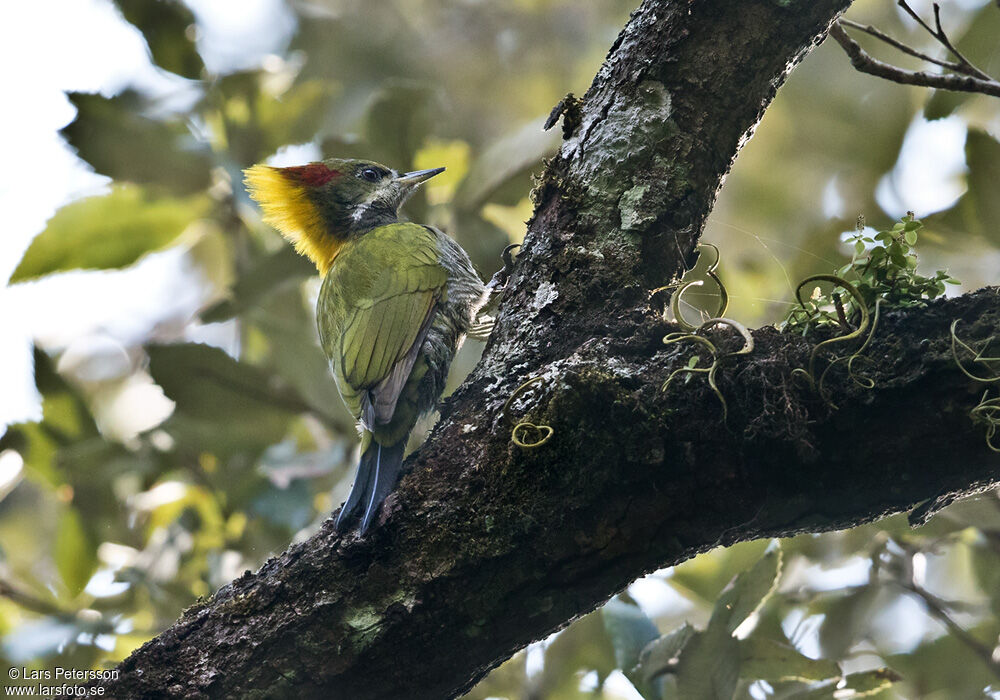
(54, 506, 96, 598)
(61, 91, 213, 194)
(114, 0, 204, 79)
(10, 186, 209, 283)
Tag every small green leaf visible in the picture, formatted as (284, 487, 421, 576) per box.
(453, 118, 561, 212)
(854, 240, 866, 256)
(602, 597, 660, 673)
(711, 541, 782, 634)
(673, 626, 740, 700)
(55, 506, 97, 597)
(638, 623, 696, 687)
(793, 668, 901, 699)
(904, 230, 918, 245)
(816, 585, 880, 658)
(11, 186, 208, 283)
(738, 635, 840, 682)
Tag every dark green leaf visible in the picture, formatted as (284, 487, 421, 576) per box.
(363, 79, 440, 169)
(672, 625, 740, 700)
(62, 91, 212, 193)
(147, 343, 298, 452)
(638, 622, 696, 688)
(114, 0, 203, 79)
(250, 286, 355, 432)
(959, 130, 1000, 247)
(452, 118, 559, 212)
(200, 246, 315, 323)
(815, 585, 880, 658)
(601, 597, 660, 673)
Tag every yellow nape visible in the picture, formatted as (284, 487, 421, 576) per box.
(243, 164, 341, 274)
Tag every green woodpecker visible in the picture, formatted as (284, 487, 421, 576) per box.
(244, 158, 486, 533)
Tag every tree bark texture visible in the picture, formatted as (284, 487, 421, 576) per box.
(86, 0, 1000, 698)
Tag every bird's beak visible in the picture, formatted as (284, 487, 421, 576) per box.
(395, 167, 445, 189)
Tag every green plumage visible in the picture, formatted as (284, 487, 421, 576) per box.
(246, 159, 485, 533)
(319, 223, 447, 447)
(319, 221, 483, 532)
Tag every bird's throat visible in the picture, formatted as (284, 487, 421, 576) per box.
(244, 164, 344, 274)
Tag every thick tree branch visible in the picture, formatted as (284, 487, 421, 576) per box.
(81, 0, 1000, 697)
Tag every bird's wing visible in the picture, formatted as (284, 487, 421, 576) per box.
(333, 239, 447, 428)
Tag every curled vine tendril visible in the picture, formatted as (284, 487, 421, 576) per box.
(651, 244, 729, 332)
(950, 319, 1000, 383)
(950, 320, 1000, 452)
(668, 244, 729, 332)
(971, 391, 1000, 453)
(790, 275, 870, 392)
(502, 375, 554, 448)
(815, 299, 883, 409)
(661, 317, 754, 421)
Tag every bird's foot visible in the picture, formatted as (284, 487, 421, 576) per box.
(485, 243, 520, 295)
(474, 244, 519, 341)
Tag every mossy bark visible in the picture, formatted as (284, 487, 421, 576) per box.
(83, 0, 1000, 698)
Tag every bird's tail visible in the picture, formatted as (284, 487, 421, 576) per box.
(335, 436, 407, 534)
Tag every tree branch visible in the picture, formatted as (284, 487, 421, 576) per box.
(78, 0, 1000, 697)
(831, 4, 1000, 98)
(837, 18, 967, 74)
(896, 0, 992, 81)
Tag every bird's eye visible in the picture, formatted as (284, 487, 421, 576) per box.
(360, 167, 381, 182)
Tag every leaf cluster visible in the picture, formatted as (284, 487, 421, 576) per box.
(785, 214, 959, 333)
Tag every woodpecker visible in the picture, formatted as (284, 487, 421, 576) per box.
(244, 158, 486, 533)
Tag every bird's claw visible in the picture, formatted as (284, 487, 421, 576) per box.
(486, 243, 520, 293)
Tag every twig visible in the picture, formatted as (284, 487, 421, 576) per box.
(829, 23, 1000, 99)
(0, 577, 66, 617)
(897, 0, 993, 81)
(899, 581, 1000, 678)
(837, 18, 967, 75)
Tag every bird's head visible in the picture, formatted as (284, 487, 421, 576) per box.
(243, 158, 443, 274)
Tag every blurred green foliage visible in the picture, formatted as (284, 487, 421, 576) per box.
(2, 0, 999, 697)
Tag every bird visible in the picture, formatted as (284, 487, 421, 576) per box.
(244, 158, 487, 534)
